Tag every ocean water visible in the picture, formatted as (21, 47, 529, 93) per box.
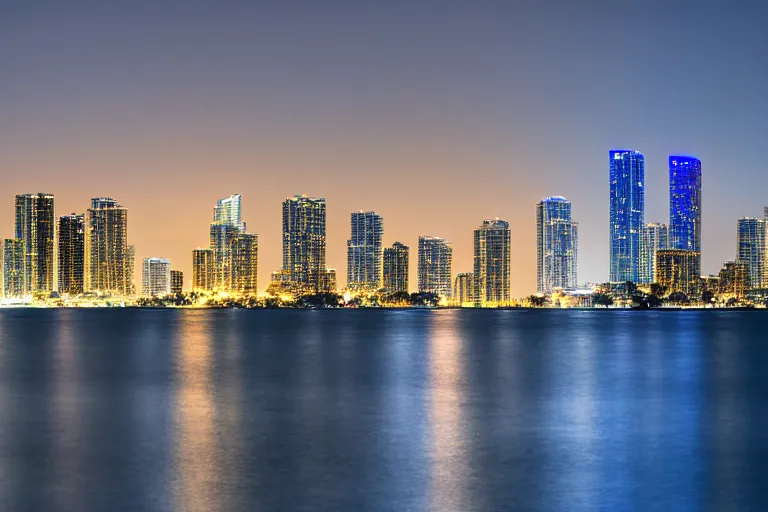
(0, 308, 766, 511)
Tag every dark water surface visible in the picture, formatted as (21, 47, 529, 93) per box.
(0, 309, 766, 511)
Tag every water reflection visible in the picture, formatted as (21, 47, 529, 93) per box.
(173, 312, 219, 512)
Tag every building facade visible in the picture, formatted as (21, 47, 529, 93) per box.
(3, 239, 25, 298)
(58, 213, 85, 295)
(640, 222, 669, 284)
(347, 211, 383, 292)
(192, 248, 214, 291)
(383, 241, 409, 294)
(142, 257, 171, 297)
(474, 219, 511, 306)
(736, 217, 766, 290)
(417, 236, 452, 297)
(669, 156, 702, 252)
(170, 270, 184, 295)
(719, 260, 748, 298)
(86, 198, 130, 294)
(213, 194, 246, 231)
(277, 195, 332, 294)
(655, 250, 701, 296)
(609, 150, 645, 283)
(454, 272, 474, 305)
(15, 193, 55, 294)
(230, 232, 258, 295)
(536, 197, 578, 293)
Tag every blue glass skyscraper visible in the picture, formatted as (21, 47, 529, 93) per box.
(609, 150, 645, 283)
(669, 156, 702, 253)
(536, 196, 578, 293)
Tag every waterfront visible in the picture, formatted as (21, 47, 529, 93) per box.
(0, 309, 766, 511)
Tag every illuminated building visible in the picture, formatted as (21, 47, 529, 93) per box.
(719, 260, 748, 298)
(170, 270, 184, 294)
(230, 232, 258, 295)
(655, 250, 700, 296)
(126, 245, 136, 296)
(669, 156, 702, 274)
(192, 248, 214, 291)
(213, 194, 246, 230)
(418, 236, 452, 297)
(536, 197, 578, 292)
(57, 213, 85, 295)
(142, 257, 171, 297)
(276, 195, 333, 293)
(474, 218, 511, 306)
(736, 217, 766, 290)
(383, 242, 409, 294)
(209, 223, 239, 290)
(15, 193, 55, 293)
(454, 272, 474, 305)
(347, 211, 383, 292)
(2, 239, 25, 298)
(609, 150, 645, 283)
(86, 198, 130, 295)
(640, 222, 669, 284)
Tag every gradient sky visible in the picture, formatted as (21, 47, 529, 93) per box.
(2, 0, 767, 296)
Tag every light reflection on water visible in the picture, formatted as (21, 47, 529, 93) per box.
(0, 309, 766, 511)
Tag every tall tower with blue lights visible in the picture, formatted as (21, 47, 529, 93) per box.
(609, 150, 645, 283)
(669, 156, 702, 255)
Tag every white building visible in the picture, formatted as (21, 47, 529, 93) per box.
(142, 257, 171, 297)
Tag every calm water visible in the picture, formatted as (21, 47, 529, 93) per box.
(0, 309, 766, 511)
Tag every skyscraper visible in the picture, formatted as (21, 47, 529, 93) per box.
(192, 248, 214, 291)
(609, 150, 645, 283)
(655, 250, 701, 296)
(383, 242, 409, 294)
(669, 156, 702, 269)
(210, 223, 239, 290)
(170, 270, 184, 294)
(213, 194, 245, 230)
(58, 213, 85, 295)
(86, 198, 129, 294)
(640, 222, 669, 284)
(230, 232, 258, 295)
(3, 239, 25, 298)
(142, 257, 171, 297)
(126, 245, 136, 296)
(417, 236, 452, 298)
(278, 195, 330, 294)
(536, 197, 578, 293)
(15, 193, 55, 293)
(473, 219, 511, 306)
(454, 272, 474, 305)
(347, 211, 383, 292)
(736, 217, 766, 290)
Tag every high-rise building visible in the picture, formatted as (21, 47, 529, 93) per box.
(192, 248, 214, 291)
(15, 193, 55, 293)
(609, 150, 645, 283)
(536, 197, 578, 293)
(170, 270, 184, 295)
(86, 198, 129, 295)
(210, 223, 239, 290)
(277, 195, 331, 294)
(454, 272, 474, 305)
(473, 219, 511, 306)
(655, 250, 701, 296)
(417, 236, 452, 297)
(347, 211, 383, 292)
(213, 194, 245, 230)
(3, 239, 25, 298)
(719, 261, 748, 298)
(126, 245, 136, 296)
(57, 213, 85, 296)
(383, 242, 409, 294)
(640, 222, 669, 284)
(142, 258, 171, 297)
(736, 217, 766, 290)
(669, 156, 702, 275)
(230, 232, 258, 295)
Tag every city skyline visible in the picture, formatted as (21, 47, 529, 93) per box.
(3, 2, 767, 297)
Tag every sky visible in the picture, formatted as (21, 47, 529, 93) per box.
(1, 0, 767, 296)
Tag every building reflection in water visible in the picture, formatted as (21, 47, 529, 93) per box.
(427, 310, 469, 510)
(172, 311, 220, 512)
